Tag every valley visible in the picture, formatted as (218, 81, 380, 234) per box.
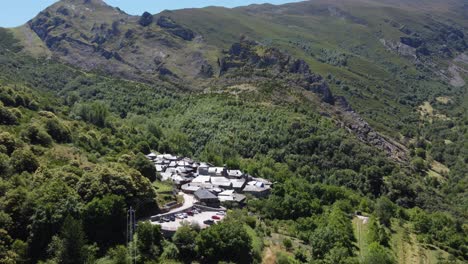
(0, 0, 466, 263)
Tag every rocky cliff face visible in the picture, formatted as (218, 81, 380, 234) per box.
(218, 38, 335, 104)
(26, 0, 212, 82)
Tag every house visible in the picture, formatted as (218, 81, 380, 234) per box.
(208, 167, 227, 177)
(198, 163, 210, 175)
(251, 177, 273, 187)
(154, 158, 165, 165)
(181, 183, 200, 193)
(194, 189, 219, 207)
(192, 175, 211, 184)
(165, 168, 177, 174)
(181, 182, 214, 194)
(210, 177, 232, 189)
(155, 165, 166, 173)
(171, 175, 191, 187)
(230, 179, 246, 192)
(146, 153, 157, 160)
(218, 190, 246, 204)
(175, 167, 189, 174)
(227, 170, 244, 179)
(163, 154, 178, 161)
(242, 184, 271, 198)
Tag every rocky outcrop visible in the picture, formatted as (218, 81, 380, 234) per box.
(157, 16, 194, 41)
(219, 38, 335, 104)
(380, 39, 417, 58)
(139, 12, 153, 27)
(400, 37, 423, 48)
(339, 111, 408, 162)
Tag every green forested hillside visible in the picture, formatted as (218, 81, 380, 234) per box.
(0, 0, 467, 263)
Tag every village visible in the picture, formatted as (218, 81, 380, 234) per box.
(145, 153, 272, 234)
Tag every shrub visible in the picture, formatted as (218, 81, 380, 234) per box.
(21, 124, 53, 147)
(283, 238, 293, 250)
(44, 118, 72, 143)
(0, 106, 18, 125)
(10, 148, 39, 173)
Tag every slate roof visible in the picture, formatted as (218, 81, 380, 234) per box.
(194, 189, 218, 200)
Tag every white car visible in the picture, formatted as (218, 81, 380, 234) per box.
(216, 211, 226, 216)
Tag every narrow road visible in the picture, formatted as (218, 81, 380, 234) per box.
(176, 192, 195, 212)
(152, 192, 195, 219)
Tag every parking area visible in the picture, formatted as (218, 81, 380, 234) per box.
(153, 211, 225, 231)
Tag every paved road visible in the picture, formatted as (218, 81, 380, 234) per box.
(178, 192, 195, 212)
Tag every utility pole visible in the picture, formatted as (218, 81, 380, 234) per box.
(127, 207, 136, 264)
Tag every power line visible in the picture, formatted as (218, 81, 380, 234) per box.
(127, 207, 137, 264)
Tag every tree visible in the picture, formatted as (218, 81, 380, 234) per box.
(374, 197, 396, 227)
(172, 224, 198, 261)
(44, 118, 71, 143)
(0, 106, 18, 125)
(83, 195, 126, 251)
(21, 124, 52, 147)
(283, 238, 292, 251)
(11, 239, 28, 264)
(77, 164, 157, 210)
(0, 153, 10, 177)
(367, 216, 389, 246)
(0, 132, 16, 155)
(363, 165, 384, 197)
(411, 157, 427, 172)
(196, 220, 252, 263)
(72, 102, 109, 127)
(106, 245, 129, 264)
(28, 180, 81, 261)
(47, 215, 87, 264)
(361, 242, 395, 264)
(136, 221, 163, 261)
(60, 216, 87, 264)
(160, 242, 179, 261)
(130, 153, 156, 181)
(10, 148, 39, 173)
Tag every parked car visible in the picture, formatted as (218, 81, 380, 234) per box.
(216, 211, 226, 216)
(176, 214, 184, 219)
(203, 219, 214, 225)
(182, 213, 188, 218)
(169, 216, 176, 221)
(212, 215, 220, 220)
(187, 211, 194, 216)
(158, 218, 164, 223)
(162, 217, 170, 222)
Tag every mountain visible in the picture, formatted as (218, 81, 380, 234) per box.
(0, 0, 467, 263)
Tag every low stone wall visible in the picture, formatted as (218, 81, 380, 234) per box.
(193, 203, 226, 212)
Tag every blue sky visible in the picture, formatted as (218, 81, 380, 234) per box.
(0, 0, 301, 28)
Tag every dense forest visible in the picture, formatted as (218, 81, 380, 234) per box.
(0, 0, 467, 262)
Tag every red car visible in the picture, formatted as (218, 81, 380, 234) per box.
(211, 215, 220, 220)
(187, 211, 194, 216)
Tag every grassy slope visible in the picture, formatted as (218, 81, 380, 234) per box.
(352, 217, 455, 264)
